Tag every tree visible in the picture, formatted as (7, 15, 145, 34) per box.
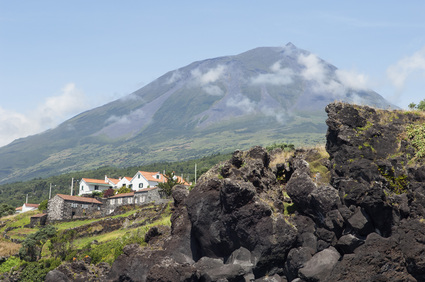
(38, 199, 48, 211)
(417, 99, 425, 111)
(157, 171, 182, 196)
(408, 99, 425, 111)
(103, 188, 115, 198)
(116, 186, 132, 194)
(408, 102, 417, 110)
(19, 225, 57, 261)
(0, 204, 16, 217)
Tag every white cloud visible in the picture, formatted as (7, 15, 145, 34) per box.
(251, 61, 294, 85)
(298, 53, 369, 97)
(191, 65, 227, 85)
(203, 85, 224, 96)
(387, 46, 425, 89)
(0, 83, 89, 147)
(226, 94, 256, 114)
(260, 106, 288, 124)
(105, 108, 145, 125)
(335, 69, 369, 90)
(167, 70, 182, 84)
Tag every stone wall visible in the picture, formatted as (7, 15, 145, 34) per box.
(47, 195, 65, 221)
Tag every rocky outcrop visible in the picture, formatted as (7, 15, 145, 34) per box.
(50, 102, 425, 281)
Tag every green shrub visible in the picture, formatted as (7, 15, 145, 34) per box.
(0, 256, 22, 274)
(18, 258, 61, 282)
(38, 200, 48, 211)
(406, 123, 425, 159)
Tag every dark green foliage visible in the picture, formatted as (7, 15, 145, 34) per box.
(49, 229, 77, 260)
(265, 142, 295, 152)
(19, 225, 57, 261)
(38, 199, 48, 211)
(157, 171, 182, 196)
(18, 258, 61, 282)
(91, 191, 103, 197)
(0, 203, 16, 217)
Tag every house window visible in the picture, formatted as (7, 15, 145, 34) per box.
(128, 198, 133, 204)
(118, 198, 122, 204)
(82, 204, 88, 209)
(138, 174, 140, 179)
(94, 185, 99, 190)
(71, 203, 78, 208)
(139, 183, 143, 188)
(110, 199, 115, 205)
(140, 195, 146, 203)
(80, 185, 83, 191)
(129, 184, 133, 189)
(156, 175, 160, 179)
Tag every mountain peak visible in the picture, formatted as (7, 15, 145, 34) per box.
(0, 44, 396, 184)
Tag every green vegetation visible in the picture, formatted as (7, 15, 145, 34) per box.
(0, 204, 16, 217)
(0, 152, 232, 207)
(265, 142, 295, 152)
(378, 166, 408, 195)
(157, 171, 184, 196)
(0, 203, 172, 281)
(408, 99, 425, 111)
(406, 123, 425, 159)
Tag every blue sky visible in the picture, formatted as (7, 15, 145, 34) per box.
(1, 1, 425, 147)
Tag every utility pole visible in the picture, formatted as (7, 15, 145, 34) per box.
(49, 183, 52, 199)
(71, 177, 74, 196)
(26, 194, 28, 204)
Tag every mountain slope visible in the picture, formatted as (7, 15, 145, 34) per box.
(0, 43, 394, 184)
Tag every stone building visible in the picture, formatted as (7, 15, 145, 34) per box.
(47, 194, 103, 221)
(105, 187, 167, 215)
(30, 213, 47, 227)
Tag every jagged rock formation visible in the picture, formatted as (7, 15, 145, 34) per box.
(48, 102, 425, 281)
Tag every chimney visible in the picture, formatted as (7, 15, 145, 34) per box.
(105, 175, 108, 182)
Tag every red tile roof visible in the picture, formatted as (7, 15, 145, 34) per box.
(15, 207, 22, 211)
(56, 194, 103, 204)
(82, 178, 111, 186)
(110, 192, 135, 198)
(108, 178, 120, 185)
(24, 203, 40, 208)
(138, 171, 165, 182)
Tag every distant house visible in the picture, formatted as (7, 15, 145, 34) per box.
(117, 177, 133, 189)
(105, 187, 166, 215)
(79, 177, 114, 195)
(131, 171, 165, 190)
(78, 171, 190, 196)
(16, 203, 40, 213)
(48, 194, 103, 221)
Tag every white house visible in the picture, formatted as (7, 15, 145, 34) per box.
(117, 177, 133, 189)
(79, 178, 113, 195)
(130, 171, 165, 190)
(16, 203, 39, 213)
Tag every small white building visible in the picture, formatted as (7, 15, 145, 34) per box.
(117, 177, 133, 189)
(16, 203, 39, 213)
(130, 171, 166, 190)
(79, 178, 113, 195)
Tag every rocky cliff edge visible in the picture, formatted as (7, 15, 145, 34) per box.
(48, 102, 425, 281)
